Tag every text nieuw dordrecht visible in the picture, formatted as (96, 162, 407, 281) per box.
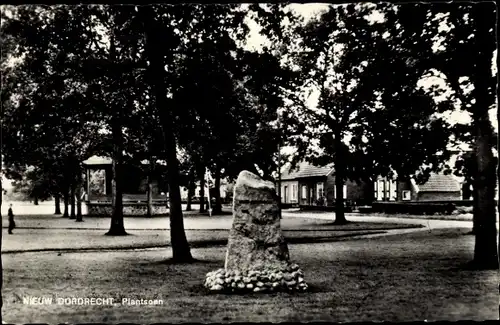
(22, 296, 164, 306)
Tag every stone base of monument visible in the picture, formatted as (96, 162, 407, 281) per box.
(204, 170, 309, 294)
(204, 265, 308, 293)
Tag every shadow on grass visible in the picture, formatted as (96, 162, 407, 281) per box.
(461, 260, 500, 271)
(2, 231, 394, 255)
(154, 258, 215, 265)
(283, 224, 424, 232)
(282, 209, 331, 214)
(186, 232, 388, 249)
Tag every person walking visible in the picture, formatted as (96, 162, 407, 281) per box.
(8, 203, 16, 234)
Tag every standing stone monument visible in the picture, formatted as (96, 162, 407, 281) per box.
(204, 170, 308, 293)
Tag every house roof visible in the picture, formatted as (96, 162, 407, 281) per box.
(281, 161, 334, 180)
(419, 174, 461, 193)
(82, 156, 112, 166)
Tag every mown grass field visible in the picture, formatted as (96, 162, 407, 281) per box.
(2, 228, 496, 323)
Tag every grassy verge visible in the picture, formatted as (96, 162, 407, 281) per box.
(361, 212, 474, 221)
(2, 220, 423, 253)
(283, 208, 474, 221)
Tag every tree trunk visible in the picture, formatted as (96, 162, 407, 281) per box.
(498, 67, 500, 271)
(76, 199, 83, 221)
(34, 196, 39, 205)
(69, 183, 76, 219)
(213, 164, 223, 215)
(498, 130, 500, 271)
(105, 33, 127, 236)
(146, 158, 154, 218)
(141, 7, 193, 262)
(334, 135, 348, 225)
(470, 11, 498, 269)
(146, 178, 153, 217)
(471, 183, 478, 234)
(63, 189, 69, 217)
(165, 150, 193, 261)
(54, 194, 62, 215)
(277, 141, 282, 219)
(472, 121, 498, 269)
(334, 177, 347, 224)
(76, 182, 83, 222)
(199, 170, 206, 213)
(106, 118, 127, 235)
(0, 153, 3, 312)
(186, 167, 195, 211)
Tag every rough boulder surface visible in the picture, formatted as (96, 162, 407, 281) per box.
(204, 170, 308, 293)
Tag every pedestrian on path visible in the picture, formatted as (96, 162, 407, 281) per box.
(8, 203, 16, 234)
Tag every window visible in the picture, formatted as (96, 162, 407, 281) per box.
(301, 185, 307, 199)
(292, 184, 297, 201)
(389, 180, 397, 201)
(402, 190, 411, 201)
(316, 182, 324, 199)
(377, 180, 384, 201)
(375, 178, 398, 201)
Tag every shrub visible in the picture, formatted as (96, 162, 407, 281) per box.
(454, 206, 473, 215)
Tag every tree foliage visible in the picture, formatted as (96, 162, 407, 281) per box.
(287, 4, 455, 223)
(375, 3, 497, 269)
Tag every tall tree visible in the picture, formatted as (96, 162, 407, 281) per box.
(82, 6, 131, 235)
(289, 4, 453, 224)
(463, 4, 496, 270)
(138, 4, 195, 262)
(388, 3, 498, 269)
(1, 5, 105, 221)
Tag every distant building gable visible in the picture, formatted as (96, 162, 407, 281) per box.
(418, 174, 461, 193)
(280, 161, 334, 181)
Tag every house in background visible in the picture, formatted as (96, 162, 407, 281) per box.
(374, 173, 462, 202)
(278, 162, 371, 207)
(279, 161, 463, 207)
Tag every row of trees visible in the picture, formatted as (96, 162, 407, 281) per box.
(0, 4, 299, 257)
(1, 3, 497, 268)
(284, 3, 497, 268)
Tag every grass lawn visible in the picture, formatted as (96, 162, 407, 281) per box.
(2, 212, 422, 231)
(361, 212, 474, 222)
(2, 228, 497, 323)
(2, 220, 423, 253)
(283, 208, 474, 221)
